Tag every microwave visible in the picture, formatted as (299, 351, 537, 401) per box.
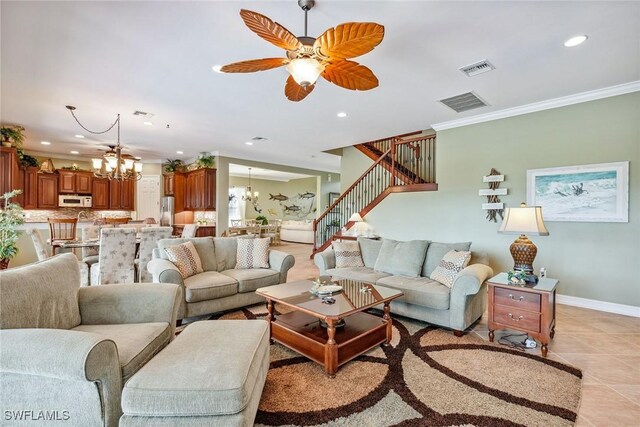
(58, 195, 92, 208)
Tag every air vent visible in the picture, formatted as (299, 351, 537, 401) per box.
(439, 92, 489, 113)
(250, 136, 267, 141)
(459, 60, 495, 77)
(133, 110, 154, 117)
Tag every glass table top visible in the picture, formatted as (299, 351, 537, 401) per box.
(489, 272, 559, 292)
(256, 279, 403, 318)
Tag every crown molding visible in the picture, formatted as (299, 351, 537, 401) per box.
(431, 81, 640, 131)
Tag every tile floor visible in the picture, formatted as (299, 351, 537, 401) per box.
(279, 241, 640, 427)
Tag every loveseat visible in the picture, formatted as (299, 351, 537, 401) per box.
(314, 237, 493, 335)
(280, 220, 314, 244)
(148, 237, 295, 321)
(0, 254, 181, 427)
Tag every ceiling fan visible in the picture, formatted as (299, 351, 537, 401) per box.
(220, 0, 385, 102)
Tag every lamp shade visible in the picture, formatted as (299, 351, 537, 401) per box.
(498, 206, 549, 236)
(285, 58, 325, 87)
(349, 213, 364, 222)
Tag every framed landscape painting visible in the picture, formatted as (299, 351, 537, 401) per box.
(526, 161, 629, 222)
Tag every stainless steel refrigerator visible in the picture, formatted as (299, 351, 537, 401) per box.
(160, 196, 175, 226)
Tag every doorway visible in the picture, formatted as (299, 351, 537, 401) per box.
(136, 175, 161, 221)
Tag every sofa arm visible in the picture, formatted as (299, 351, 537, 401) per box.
(147, 258, 184, 287)
(269, 249, 296, 283)
(0, 329, 122, 427)
(313, 248, 336, 275)
(78, 283, 181, 330)
(450, 264, 494, 296)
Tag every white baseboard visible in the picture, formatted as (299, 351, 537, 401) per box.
(557, 294, 640, 318)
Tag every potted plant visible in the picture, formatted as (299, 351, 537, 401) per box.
(19, 153, 40, 168)
(0, 190, 25, 270)
(1, 126, 25, 148)
(163, 159, 185, 173)
(194, 153, 215, 169)
(255, 215, 268, 225)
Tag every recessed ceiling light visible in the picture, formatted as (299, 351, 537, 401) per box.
(337, 112, 348, 118)
(143, 121, 153, 126)
(176, 151, 184, 154)
(245, 141, 254, 145)
(212, 65, 223, 73)
(40, 141, 51, 145)
(70, 150, 79, 154)
(564, 35, 588, 47)
(75, 134, 85, 139)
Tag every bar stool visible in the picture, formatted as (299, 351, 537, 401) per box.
(48, 218, 78, 255)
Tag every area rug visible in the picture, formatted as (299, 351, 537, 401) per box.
(211, 305, 582, 427)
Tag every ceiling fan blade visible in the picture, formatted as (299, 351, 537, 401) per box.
(239, 9, 302, 51)
(220, 58, 288, 73)
(285, 75, 314, 102)
(314, 22, 384, 60)
(321, 60, 379, 91)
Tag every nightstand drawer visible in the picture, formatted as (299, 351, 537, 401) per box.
(494, 287, 541, 312)
(493, 305, 541, 332)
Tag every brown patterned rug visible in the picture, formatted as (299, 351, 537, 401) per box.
(211, 305, 582, 427)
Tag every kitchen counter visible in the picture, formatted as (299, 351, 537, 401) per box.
(172, 224, 216, 237)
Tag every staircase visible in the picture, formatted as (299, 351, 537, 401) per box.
(313, 133, 437, 255)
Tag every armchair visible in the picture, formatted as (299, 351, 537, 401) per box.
(0, 254, 181, 427)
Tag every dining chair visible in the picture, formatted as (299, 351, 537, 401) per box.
(26, 228, 89, 286)
(261, 224, 278, 245)
(105, 217, 130, 226)
(181, 224, 199, 238)
(136, 226, 172, 283)
(230, 219, 243, 227)
(80, 224, 113, 267)
(90, 228, 137, 285)
(47, 218, 78, 255)
(245, 219, 257, 226)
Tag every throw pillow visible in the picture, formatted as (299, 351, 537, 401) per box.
(333, 241, 364, 268)
(164, 241, 204, 279)
(236, 237, 270, 269)
(373, 239, 429, 277)
(422, 242, 472, 277)
(430, 250, 472, 288)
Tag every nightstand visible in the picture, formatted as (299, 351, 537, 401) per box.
(487, 273, 558, 357)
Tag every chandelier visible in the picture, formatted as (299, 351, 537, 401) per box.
(66, 106, 143, 181)
(242, 167, 259, 202)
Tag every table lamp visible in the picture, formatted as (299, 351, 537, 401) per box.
(348, 213, 366, 236)
(498, 203, 549, 280)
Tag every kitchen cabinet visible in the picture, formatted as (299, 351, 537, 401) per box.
(37, 173, 58, 209)
(172, 224, 216, 237)
(21, 167, 39, 209)
(109, 179, 135, 210)
(92, 178, 109, 210)
(58, 170, 93, 194)
(163, 172, 186, 212)
(0, 147, 22, 205)
(186, 168, 216, 211)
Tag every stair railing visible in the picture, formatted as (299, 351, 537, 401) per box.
(391, 135, 436, 185)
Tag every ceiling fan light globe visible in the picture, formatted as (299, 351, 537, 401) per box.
(124, 158, 135, 170)
(286, 58, 324, 87)
(92, 158, 103, 169)
(105, 163, 113, 172)
(106, 156, 118, 169)
(134, 162, 143, 173)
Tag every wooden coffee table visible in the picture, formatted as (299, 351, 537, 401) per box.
(256, 279, 403, 377)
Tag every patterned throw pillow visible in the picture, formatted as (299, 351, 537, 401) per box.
(333, 241, 364, 268)
(236, 237, 270, 269)
(164, 241, 204, 279)
(429, 250, 471, 288)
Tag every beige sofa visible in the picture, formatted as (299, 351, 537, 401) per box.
(148, 237, 295, 321)
(280, 220, 314, 244)
(0, 254, 181, 427)
(314, 237, 493, 335)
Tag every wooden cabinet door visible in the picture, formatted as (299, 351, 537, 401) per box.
(203, 169, 216, 210)
(37, 174, 58, 208)
(58, 171, 76, 193)
(92, 178, 109, 209)
(192, 171, 203, 210)
(110, 180, 122, 209)
(184, 173, 194, 210)
(0, 147, 21, 198)
(76, 172, 92, 194)
(121, 179, 135, 210)
(22, 167, 39, 209)
(163, 174, 174, 196)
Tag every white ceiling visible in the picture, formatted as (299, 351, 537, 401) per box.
(229, 163, 314, 181)
(1, 1, 639, 173)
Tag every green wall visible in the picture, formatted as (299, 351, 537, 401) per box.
(352, 93, 639, 307)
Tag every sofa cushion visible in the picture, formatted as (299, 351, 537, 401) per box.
(430, 250, 472, 288)
(423, 242, 472, 277)
(281, 220, 313, 231)
(0, 253, 81, 330)
(213, 237, 239, 271)
(158, 237, 217, 272)
(221, 269, 280, 293)
(236, 237, 270, 269)
(72, 322, 171, 382)
(164, 241, 204, 279)
(326, 266, 391, 283)
(357, 237, 383, 268)
(333, 241, 364, 268)
(183, 272, 238, 303)
(374, 239, 429, 277)
(376, 276, 450, 310)
(121, 320, 269, 417)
